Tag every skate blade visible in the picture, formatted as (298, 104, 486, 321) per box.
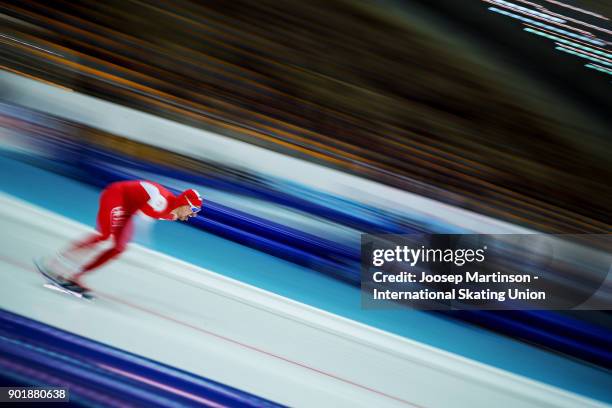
(43, 282, 77, 296)
(43, 283, 92, 300)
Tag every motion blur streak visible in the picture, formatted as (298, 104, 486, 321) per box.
(0, 0, 611, 406)
(585, 63, 612, 74)
(0, 65, 73, 91)
(524, 28, 612, 57)
(97, 365, 229, 408)
(488, 7, 606, 44)
(487, 6, 595, 36)
(0, 33, 63, 56)
(523, 24, 611, 51)
(484, 0, 567, 23)
(506, 0, 612, 33)
(545, 0, 609, 20)
(555, 43, 612, 63)
(555, 46, 612, 66)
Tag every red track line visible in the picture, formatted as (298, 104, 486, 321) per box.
(0, 255, 423, 407)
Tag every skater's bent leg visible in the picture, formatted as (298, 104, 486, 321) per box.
(72, 245, 125, 282)
(66, 233, 109, 253)
(46, 232, 107, 276)
(62, 190, 122, 279)
(67, 188, 117, 256)
(54, 233, 110, 275)
(71, 218, 133, 284)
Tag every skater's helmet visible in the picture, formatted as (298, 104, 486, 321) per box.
(175, 189, 202, 213)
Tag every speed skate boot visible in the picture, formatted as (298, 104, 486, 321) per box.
(58, 278, 92, 298)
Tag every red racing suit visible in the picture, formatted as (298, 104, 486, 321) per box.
(68, 180, 178, 281)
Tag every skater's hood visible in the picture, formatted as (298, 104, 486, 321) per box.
(173, 189, 203, 210)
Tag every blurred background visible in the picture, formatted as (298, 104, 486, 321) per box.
(0, 0, 611, 407)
